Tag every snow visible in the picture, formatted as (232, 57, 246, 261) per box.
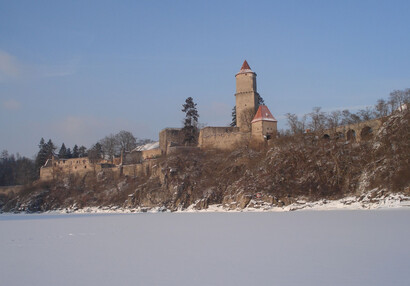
(132, 141, 159, 152)
(54, 190, 410, 214)
(1, 209, 409, 286)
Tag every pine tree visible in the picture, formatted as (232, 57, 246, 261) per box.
(35, 138, 48, 170)
(88, 143, 103, 163)
(72, 145, 79, 158)
(46, 139, 56, 158)
(78, 146, 87, 157)
(35, 138, 55, 173)
(230, 106, 237, 127)
(66, 148, 72, 159)
(257, 94, 265, 105)
(181, 97, 199, 145)
(58, 143, 67, 159)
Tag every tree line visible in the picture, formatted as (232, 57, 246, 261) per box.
(0, 131, 152, 186)
(284, 88, 409, 135)
(0, 151, 37, 186)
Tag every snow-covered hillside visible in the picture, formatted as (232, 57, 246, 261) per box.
(1, 210, 409, 286)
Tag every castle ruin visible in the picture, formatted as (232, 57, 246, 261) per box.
(40, 60, 383, 181)
(161, 60, 278, 153)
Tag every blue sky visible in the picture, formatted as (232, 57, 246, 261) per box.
(1, 0, 409, 157)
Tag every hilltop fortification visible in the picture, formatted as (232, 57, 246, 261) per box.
(39, 60, 386, 182)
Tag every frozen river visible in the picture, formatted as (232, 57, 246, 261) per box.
(1, 210, 409, 286)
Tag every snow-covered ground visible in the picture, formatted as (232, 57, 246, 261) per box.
(59, 190, 410, 214)
(1, 210, 409, 286)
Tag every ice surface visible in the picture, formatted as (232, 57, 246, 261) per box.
(1, 210, 409, 286)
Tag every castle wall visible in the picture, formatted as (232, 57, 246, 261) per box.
(123, 151, 143, 165)
(39, 157, 105, 181)
(159, 128, 183, 154)
(39, 161, 103, 181)
(141, 148, 162, 160)
(39, 167, 54, 181)
(121, 159, 161, 179)
(198, 127, 250, 150)
(324, 118, 383, 142)
(167, 146, 199, 154)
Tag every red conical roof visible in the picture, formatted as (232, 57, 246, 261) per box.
(251, 105, 277, 123)
(241, 60, 251, 71)
(236, 60, 255, 76)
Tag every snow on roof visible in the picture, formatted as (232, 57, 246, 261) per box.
(251, 105, 277, 123)
(132, 141, 160, 152)
(236, 60, 255, 76)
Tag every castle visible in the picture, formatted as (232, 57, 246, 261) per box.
(160, 60, 277, 153)
(40, 60, 277, 180)
(40, 60, 387, 181)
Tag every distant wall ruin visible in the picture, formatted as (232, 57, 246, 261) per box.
(323, 118, 384, 142)
(40, 157, 102, 181)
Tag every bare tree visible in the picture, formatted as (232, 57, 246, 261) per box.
(99, 134, 118, 161)
(285, 113, 306, 134)
(115, 130, 137, 152)
(350, 112, 361, 124)
(327, 110, 341, 131)
(388, 90, 401, 113)
(358, 107, 374, 121)
(307, 107, 326, 132)
(404, 88, 410, 105)
(341, 110, 352, 125)
(389, 89, 408, 112)
(375, 99, 389, 117)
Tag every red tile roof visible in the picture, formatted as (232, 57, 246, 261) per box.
(251, 105, 277, 123)
(236, 60, 255, 76)
(241, 60, 251, 71)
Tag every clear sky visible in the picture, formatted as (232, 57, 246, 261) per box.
(1, 0, 409, 157)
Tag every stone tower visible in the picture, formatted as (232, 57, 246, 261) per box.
(251, 105, 277, 141)
(235, 60, 259, 132)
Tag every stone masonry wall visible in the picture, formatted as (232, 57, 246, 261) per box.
(324, 118, 383, 142)
(159, 128, 183, 154)
(141, 149, 162, 160)
(198, 127, 251, 150)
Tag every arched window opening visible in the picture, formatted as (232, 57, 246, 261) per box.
(346, 129, 356, 142)
(360, 126, 373, 140)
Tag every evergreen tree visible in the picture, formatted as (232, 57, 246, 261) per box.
(46, 139, 56, 157)
(66, 148, 72, 159)
(35, 138, 48, 170)
(88, 143, 103, 163)
(257, 94, 265, 105)
(181, 97, 199, 145)
(34, 138, 55, 174)
(230, 106, 237, 127)
(58, 143, 67, 159)
(72, 145, 79, 158)
(78, 146, 87, 157)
